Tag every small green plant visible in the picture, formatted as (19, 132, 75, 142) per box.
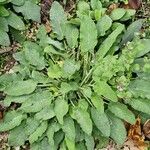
(0, 0, 41, 46)
(0, 0, 150, 149)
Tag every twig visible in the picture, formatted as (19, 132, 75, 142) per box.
(0, 47, 12, 54)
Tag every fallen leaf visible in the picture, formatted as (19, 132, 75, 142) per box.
(128, 0, 141, 9)
(108, 3, 119, 12)
(143, 120, 150, 140)
(128, 117, 147, 150)
(45, 21, 51, 33)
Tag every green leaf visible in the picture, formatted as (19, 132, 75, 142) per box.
(0, 17, 8, 31)
(85, 134, 95, 150)
(64, 23, 79, 48)
(129, 98, 150, 115)
(47, 37, 65, 50)
(50, 1, 67, 40)
(93, 80, 118, 102)
(35, 105, 55, 120)
(63, 59, 80, 77)
(24, 41, 45, 70)
(4, 80, 37, 96)
(0, 5, 9, 16)
(11, 0, 25, 6)
(32, 71, 50, 84)
(19, 91, 52, 113)
(96, 15, 112, 37)
(29, 121, 48, 144)
(54, 131, 65, 149)
(0, 29, 10, 46)
(6, 11, 25, 30)
(110, 8, 126, 21)
(120, 9, 136, 21)
(48, 63, 62, 79)
(72, 108, 92, 135)
(80, 15, 97, 53)
(129, 79, 150, 99)
(81, 86, 92, 99)
(0, 111, 26, 132)
(108, 102, 136, 124)
(77, 1, 90, 16)
(32, 137, 51, 150)
(47, 125, 55, 147)
(63, 116, 75, 150)
(4, 95, 31, 107)
(13, 0, 41, 22)
(136, 39, 150, 58)
(60, 82, 78, 94)
(8, 122, 27, 146)
(96, 23, 124, 58)
(107, 111, 127, 145)
(76, 141, 87, 150)
(91, 108, 110, 137)
(54, 97, 69, 124)
(47, 122, 60, 148)
(91, 94, 104, 113)
(25, 117, 40, 136)
(90, 0, 102, 10)
(120, 19, 143, 46)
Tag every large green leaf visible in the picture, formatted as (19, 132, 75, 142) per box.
(80, 15, 97, 53)
(19, 91, 52, 113)
(0, 17, 8, 31)
(24, 41, 45, 70)
(25, 117, 40, 136)
(136, 39, 150, 57)
(14, 0, 40, 22)
(4, 80, 37, 96)
(54, 97, 69, 124)
(90, 0, 102, 10)
(91, 108, 110, 137)
(96, 23, 124, 58)
(0, 5, 9, 16)
(11, 0, 25, 6)
(110, 8, 126, 21)
(0, 29, 10, 46)
(72, 108, 92, 135)
(62, 116, 75, 150)
(93, 80, 118, 102)
(107, 111, 127, 145)
(64, 23, 79, 48)
(4, 95, 31, 107)
(96, 15, 112, 37)
(91, 94, 104, 113)
(85, 134, 94, 150)
(129, 79, 150, 99)
(50, 1, 67, 40)
(29, 121, 48, 144)
(129, 98, 150, 115)
(108, 102, 136, 124)
(63, 59, 80, 77)
(120, 19, 143, 46)
(6, 11, 25, 30)
(0, 111, 26, 132)
(8, 122, 27, 146)
(35, 105, 55, 120)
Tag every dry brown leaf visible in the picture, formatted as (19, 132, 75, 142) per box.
(45, 20, 51, 33)
(143, 120, 150, 140)
(128, 0, 142, 9)
(108, 3, 119, 12)
(128, 117, 147, 150)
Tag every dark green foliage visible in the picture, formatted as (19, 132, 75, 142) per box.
(0, 0, 41, 46)
(0, 0, 150, 149)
